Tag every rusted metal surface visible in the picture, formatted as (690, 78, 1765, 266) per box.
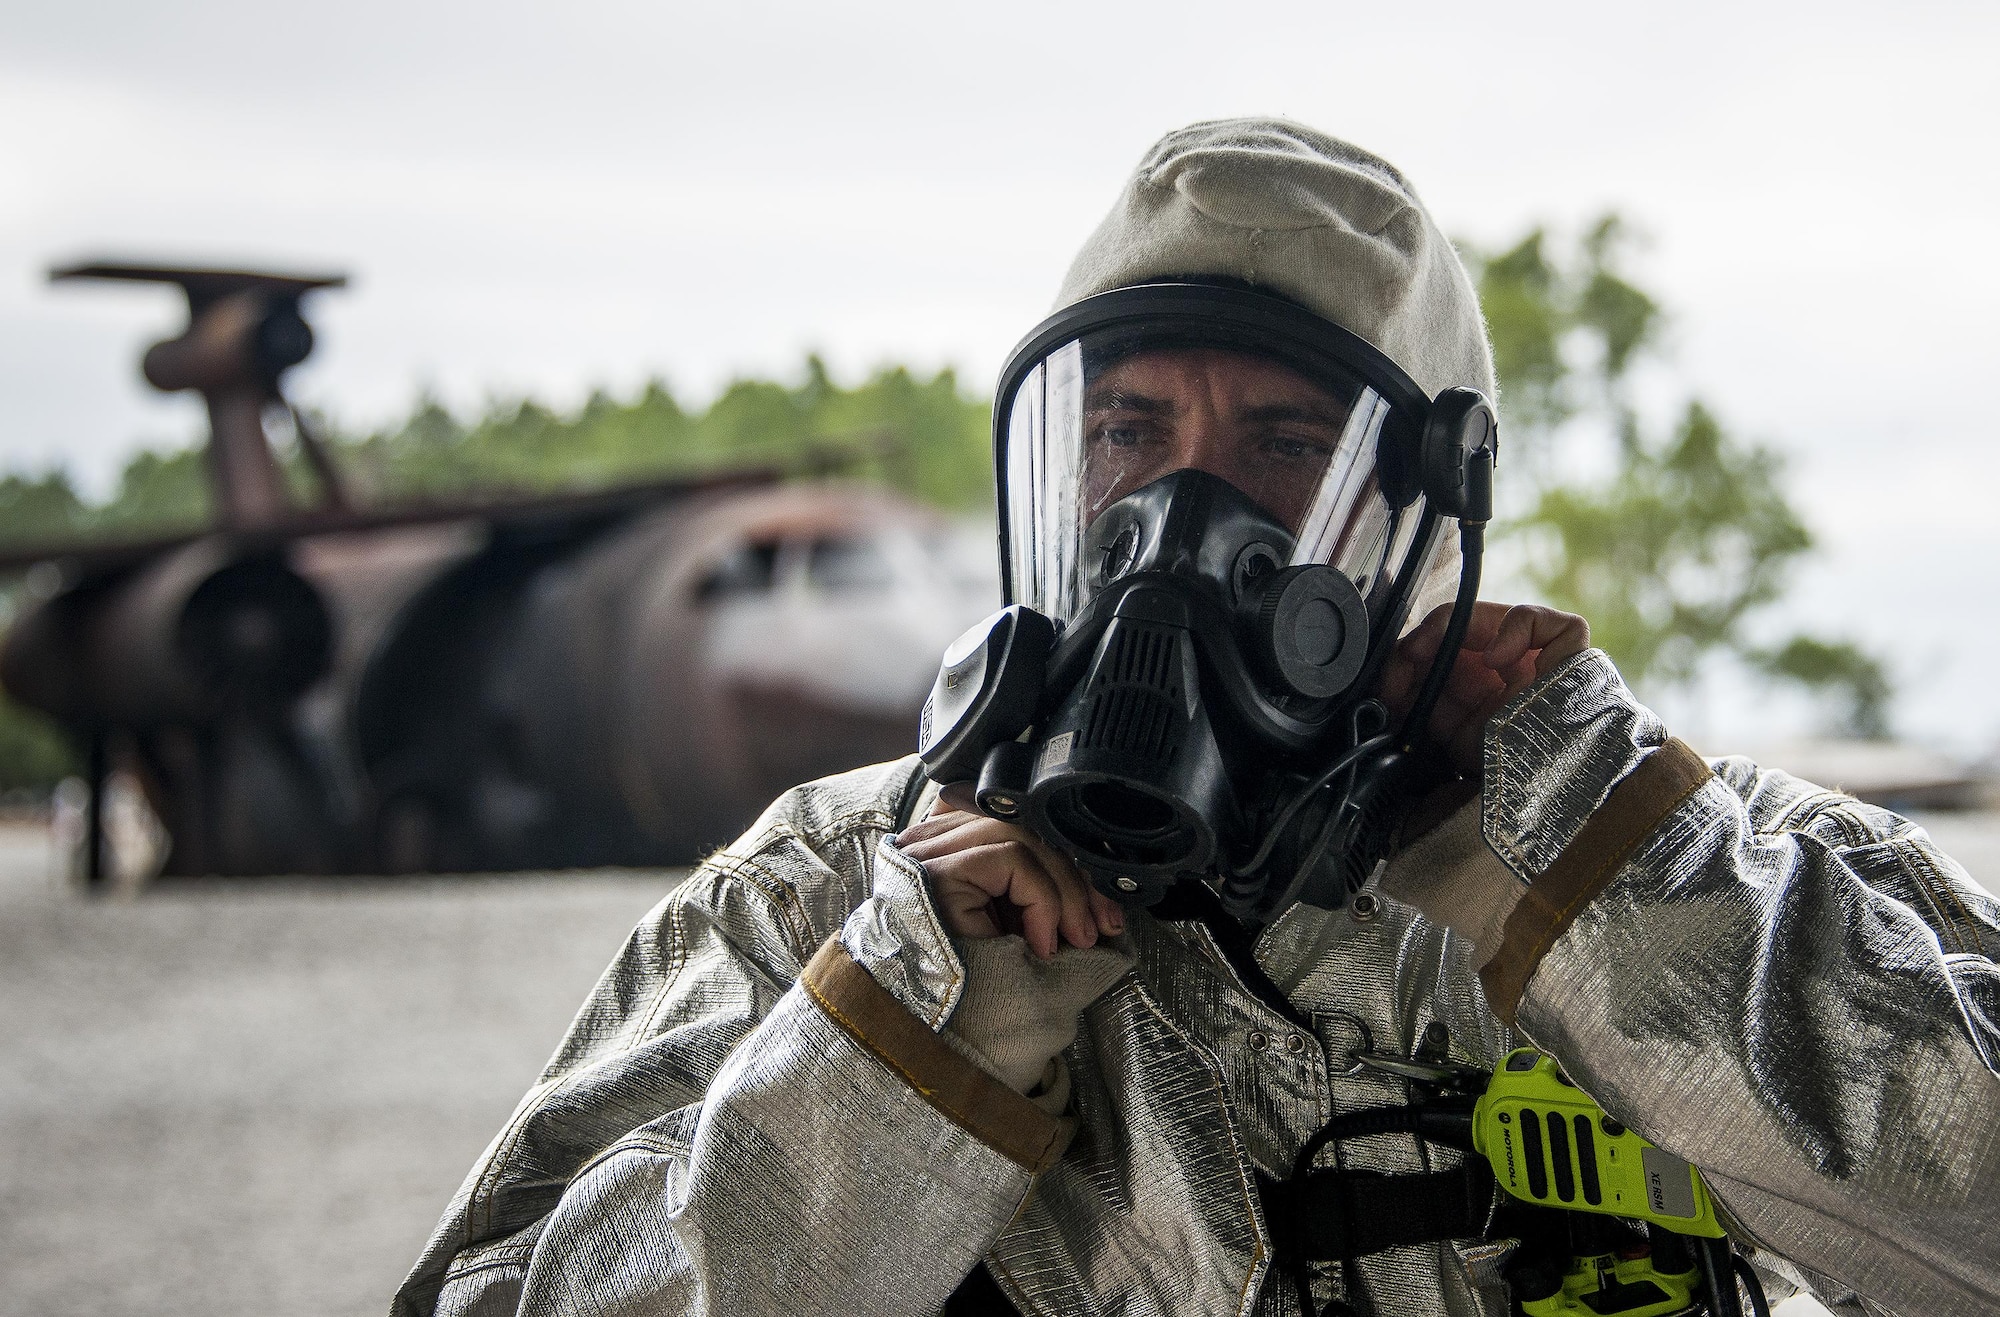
(350, 482, 990, 870)
(52, 263, 346, 530)
(3, 263, 998, 878)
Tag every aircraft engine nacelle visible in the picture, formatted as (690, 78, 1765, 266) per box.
(2, 538, 333, 728)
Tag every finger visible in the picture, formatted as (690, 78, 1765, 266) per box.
(896, 804, 972, 844)
(1393, 603, 1457, 666)
(1053, 879, 1099, 949)
(990, 823, 1108, 949)
(894, 805, 983, 848)
(933, 883, 1002, 940)
(1390, 601, 1513, 692)
(1480, 605, 1537, 672)
(1042, 851, 1104, 951)
(1532, 610, 1591, 675)
(1483, 605, 1586, 674)
(990, 823, 1098, 951)
(1377, 642, 1425, 712)
(1002, 846, 1069, 958)
(1089, 887, 1127, 936)
(1381, 649, 1432, 716)
(1413, 600, 1513, 660)
(1381, 603, 1460, 712)
(897, 813, 1039, 863)
(1427, 645, 1505, 712)
(937, 781, 977, 814)
(1496, 653, 1541, 701)
(897, 828, 985, 863)
(1456, 600, 1515, 653)
(1414, 657, 1507, 773)
(896, 813, 1104, 951)
(919, 840, 1065, 958)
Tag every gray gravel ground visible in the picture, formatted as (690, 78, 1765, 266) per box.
(0, 824, 675, 1317)
(3, 812, 1991, 1317)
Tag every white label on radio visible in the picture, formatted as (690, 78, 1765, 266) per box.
(1642, 1147, 1698, 1218)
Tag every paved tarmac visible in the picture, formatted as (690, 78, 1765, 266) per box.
(0, 825, 674, 1317)
(4, 812, 1992, 1317)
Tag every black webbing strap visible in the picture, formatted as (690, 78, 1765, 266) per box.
(1260, 1159, 1494, 1261)
(943, 1167, 1492, 1313)
(891, 758, 933, 834)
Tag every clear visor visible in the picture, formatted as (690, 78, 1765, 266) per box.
(1003, 333, 1425, 624)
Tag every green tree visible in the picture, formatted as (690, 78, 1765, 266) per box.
(331, 359, 990, 509)
(0, 470, 91, 546)
(0, 698, 75, 794)
(1751, 636, 1891, 741)
(0, 473, 88, 787)
(99, 446, 211, 534)
(1468, 218, 1890, 738)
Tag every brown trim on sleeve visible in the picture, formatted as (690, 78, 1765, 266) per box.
(1480, 738, 1713, 1025)
(798, 937, 1070, 1173)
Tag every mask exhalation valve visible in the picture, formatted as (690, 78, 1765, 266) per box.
(1016, 585, 1235, 902)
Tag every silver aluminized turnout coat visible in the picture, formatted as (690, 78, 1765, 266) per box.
(393, 652, 2000, 1317)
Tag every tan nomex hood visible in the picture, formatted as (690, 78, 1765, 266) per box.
(1055, 117, 1496, 404)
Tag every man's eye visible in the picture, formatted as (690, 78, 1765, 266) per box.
(1266, 434, 1334, 460)
(1093, 423, 1149, 448)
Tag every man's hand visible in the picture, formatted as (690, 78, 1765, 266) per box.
(893, 787, 1125, 958)
(1379, 602, 1590, 775)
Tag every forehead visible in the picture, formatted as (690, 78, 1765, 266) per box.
(1084, 346, 1341, 409)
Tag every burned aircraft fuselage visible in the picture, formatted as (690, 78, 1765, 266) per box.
(1, 264, 993, 877)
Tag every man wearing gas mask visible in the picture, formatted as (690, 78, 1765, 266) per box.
(395, 121, 1997, 1317)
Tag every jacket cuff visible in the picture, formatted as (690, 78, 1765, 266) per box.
(838, 834, 968, 1029)
(1482, 649, 1670, 880)
(800, 937, 1071, 1173)
(1476, 651, 1713, 1023)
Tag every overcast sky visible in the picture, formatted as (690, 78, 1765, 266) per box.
(3, 0, 1996, 754)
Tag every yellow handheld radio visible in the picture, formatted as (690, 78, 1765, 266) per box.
(1474, 1049, 1729, 1316)
(1475, 1048, 1724, 1237)
(1291, 1047, 1767, 1317)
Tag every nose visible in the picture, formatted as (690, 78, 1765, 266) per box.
(1167, 404, 1239, 486)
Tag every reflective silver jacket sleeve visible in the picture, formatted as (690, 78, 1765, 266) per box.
(391, 761, 1061, 1317)
(1483, 651, 2000, 1317)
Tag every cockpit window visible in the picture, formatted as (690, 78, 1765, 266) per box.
(697, 541, 780, 599)
(805, 537, 894, 592)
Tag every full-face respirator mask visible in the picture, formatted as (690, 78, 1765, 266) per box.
(918, 282, 1496, 922)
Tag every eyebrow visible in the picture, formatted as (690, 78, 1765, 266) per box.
(1082, 390, 1348, 428)
(1083, 389, 1173, 415)
(1239, 402, 1348, 428)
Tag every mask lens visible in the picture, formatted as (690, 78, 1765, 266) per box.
(1079, 347, 1349, 532)
(1001, 322, 1420, 633)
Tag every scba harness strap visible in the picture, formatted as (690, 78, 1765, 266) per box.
(944, 1164, 1500, 1316)
(1260, 1160, 1498, 1263)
